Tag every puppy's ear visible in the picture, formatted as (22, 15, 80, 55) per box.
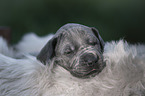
(37, 37, 58, 64)
(91, 27, 105, 52)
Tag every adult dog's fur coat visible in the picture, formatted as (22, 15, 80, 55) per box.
(0, 33, 53, 58)
(0, 24, 145, 96)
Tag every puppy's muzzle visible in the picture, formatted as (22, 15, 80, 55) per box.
(70, 46, 104, 78)
(80, 53, 98, 67)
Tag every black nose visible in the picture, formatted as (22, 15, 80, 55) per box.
(80, 53, 98, 66)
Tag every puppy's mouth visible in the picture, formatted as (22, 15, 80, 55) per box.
(70, 62, 106, 78)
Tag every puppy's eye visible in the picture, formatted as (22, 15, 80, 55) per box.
(88, 38, 98, 45)
(64, 45, 74, 55)
(64, 48, 72, 54)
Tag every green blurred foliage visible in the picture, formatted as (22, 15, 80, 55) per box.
(0, 0, 145, 44)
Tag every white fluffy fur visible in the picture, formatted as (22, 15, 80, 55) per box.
(0, 40, 145, 96)
(0, 37, 15, 57)
(15, 33, 54, 54)
(0, 33, 54, 58)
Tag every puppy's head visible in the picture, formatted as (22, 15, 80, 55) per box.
(37, 23, 105, 78)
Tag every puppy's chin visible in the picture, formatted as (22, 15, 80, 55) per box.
(69, 63, 106, 79)
(70, 70, 99, 79)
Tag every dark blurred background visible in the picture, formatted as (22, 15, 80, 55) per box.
(0, 0, 145, 44)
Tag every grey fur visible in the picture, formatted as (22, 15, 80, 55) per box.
(37, 23, 106, 78)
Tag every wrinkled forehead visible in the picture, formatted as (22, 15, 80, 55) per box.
(57, 25, 95, 43)
(64, 27, 94, 42)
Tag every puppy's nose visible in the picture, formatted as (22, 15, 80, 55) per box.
(81, 53, 98, 66)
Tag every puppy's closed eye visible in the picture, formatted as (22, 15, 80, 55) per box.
(87, 37, 99, 46)
(63, 45, 75, 55)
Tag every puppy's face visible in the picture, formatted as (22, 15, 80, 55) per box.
(37, 23, 105, 78)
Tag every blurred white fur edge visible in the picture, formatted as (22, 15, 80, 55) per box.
(0, 33, 54, 57)
(0, 33, 145, 96)
(0, 37, 14, 57)
(15, 33, 54, 54)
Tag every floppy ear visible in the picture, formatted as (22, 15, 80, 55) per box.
(37, 37, 58, 65)
(91, 27, 105, 52)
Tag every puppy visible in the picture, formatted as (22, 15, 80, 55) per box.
(37, 23, 105, 78)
